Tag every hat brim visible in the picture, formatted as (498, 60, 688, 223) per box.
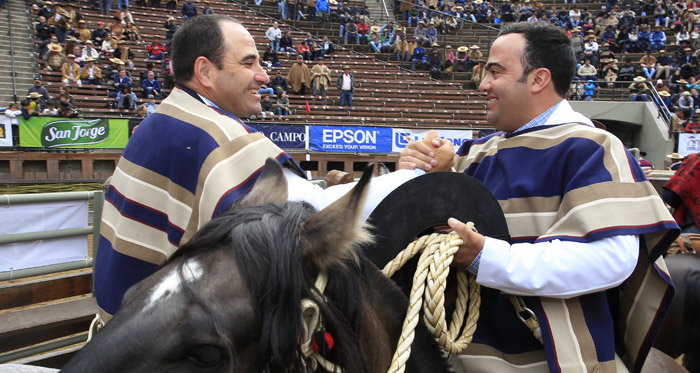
(365, 172, 509, 293)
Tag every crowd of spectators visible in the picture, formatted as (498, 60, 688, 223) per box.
(29, 0, 179, 117)
(25, 0, 700, 126)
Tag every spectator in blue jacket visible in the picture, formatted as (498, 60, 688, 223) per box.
(279, 30, 296, 54)
(584, 80, 596, 101)
(411, 41, 428, 71)
(638, 26, 651, 51)
(110, 68, 132, 98)
(650, 25, 666, 52)
(182, 0, 197, 21)
(141, 71, 162, 98)
(316, 0, 329, 27)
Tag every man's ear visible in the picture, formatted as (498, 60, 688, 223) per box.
(193, 56, 214, 89)
(530, 67, 552, 94)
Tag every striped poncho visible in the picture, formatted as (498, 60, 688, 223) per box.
(95, 86, 303, 318)
(452, 121, 678, 372)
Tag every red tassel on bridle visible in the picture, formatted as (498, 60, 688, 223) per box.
(311, 331, 334, 355)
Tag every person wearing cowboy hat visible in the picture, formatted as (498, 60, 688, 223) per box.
(425, 20, 438, 46)
(667, 152, 685, 170)
(454, 45, 469, 72)
(165, 16, 179, 41)
(601, 58, 619, 87)
(678, 90, 694, 117)
(82, 40, 100, 61)
(113, 40, 135, 68)
(75, 19, 92, 43)
(629, 76, 649, 101)
(26, 92, 44, 116)
(61, 54, 83, 88)
(466, 44, 482, 71)
(393, 27, 413, 61)
(81, 57, 103, 85)
(414, 20, 428, 46)
(104, 57, 125, 85)
(202, 0, 214, 14)
(42, 41, 66, 72)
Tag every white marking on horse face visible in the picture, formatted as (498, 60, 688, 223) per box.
(144, 259, 204, 310)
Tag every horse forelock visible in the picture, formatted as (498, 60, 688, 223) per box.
(174, 201, 369, 371)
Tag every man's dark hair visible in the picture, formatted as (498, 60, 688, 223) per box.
(498, 22, 575, 97)
(171, 15, 239, 83)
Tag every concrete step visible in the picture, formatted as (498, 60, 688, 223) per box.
(0, 49, 37, 58)
(0, 79, 36, 88)
(0, 68, 34, 75)
(0, 53, 37, 62)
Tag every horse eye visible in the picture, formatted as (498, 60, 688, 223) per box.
(186, 345, 223, 367)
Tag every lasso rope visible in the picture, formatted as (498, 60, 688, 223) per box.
(300, 229, 541, 373)
(381, 231, 481, 373)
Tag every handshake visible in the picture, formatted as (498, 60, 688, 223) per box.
(398, 130, 456, 172)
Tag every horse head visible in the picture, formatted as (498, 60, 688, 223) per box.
(63, 159, 449, 372)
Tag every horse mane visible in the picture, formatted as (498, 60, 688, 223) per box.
(172, 201, 368, 372)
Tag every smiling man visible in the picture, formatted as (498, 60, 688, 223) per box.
(399, 22, 678, 372)
(95, 15, 417, 321)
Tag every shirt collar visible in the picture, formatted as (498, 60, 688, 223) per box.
(513, 100, 563, 133)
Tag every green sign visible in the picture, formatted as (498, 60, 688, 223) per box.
(19, 117, 129, 148)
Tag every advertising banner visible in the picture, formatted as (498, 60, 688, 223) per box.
(0, 119, 13, 147)
(248, 123, 306, 149)
(309, 126, 393, 153)
(0, 200, 88, 272)
(391, 128, 474, 153)
(19, 117, 129, 148)
(678, 133, 700, 156)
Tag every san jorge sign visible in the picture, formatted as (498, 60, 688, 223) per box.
(19, 117, 129, 148)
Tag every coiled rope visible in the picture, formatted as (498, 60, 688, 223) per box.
(300, 228, 541, 373)
(381, 231, 481, 373)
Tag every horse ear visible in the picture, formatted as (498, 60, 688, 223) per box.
(299, 163, 375, 270)
(235, 158, 288, 209)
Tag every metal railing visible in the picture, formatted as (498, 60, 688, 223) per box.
(6, 0, 18, 103)
(571, 79, 671, 124)
(0, 190, 103, 364)
(0, 190, 104, 281)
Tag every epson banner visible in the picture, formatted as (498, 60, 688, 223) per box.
(392, 129, 474, 153)
(310, 126, 393, 153)
(248, 123, 306, 150)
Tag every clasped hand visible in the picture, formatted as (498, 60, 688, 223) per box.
(397, 131, 484, 269)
